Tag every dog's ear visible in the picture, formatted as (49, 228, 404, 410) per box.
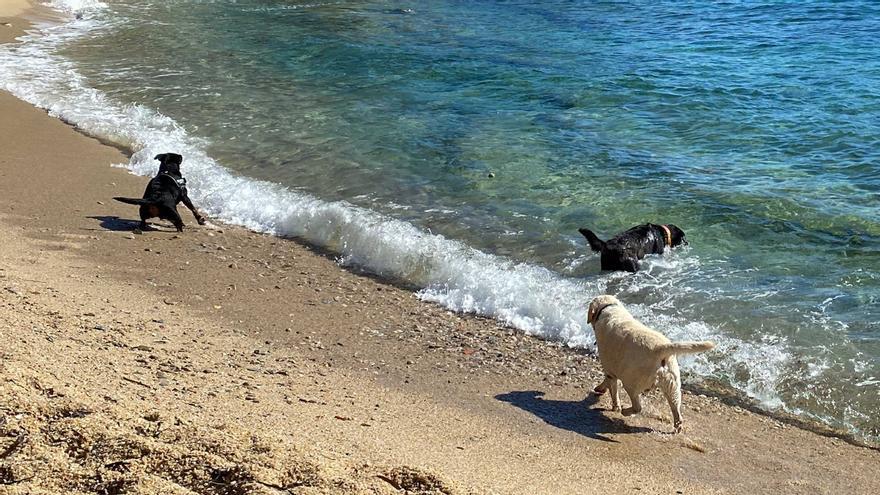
(587, 298, 599, 323)
(579, 228, 606, 252)
(166, 153, 183, 165)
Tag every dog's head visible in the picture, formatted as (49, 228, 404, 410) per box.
(587, 294, 621, 324)
(666, 224, 688, 247)
(155, 153, 184, 176)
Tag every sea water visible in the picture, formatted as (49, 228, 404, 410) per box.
(1, 0, 878, 442)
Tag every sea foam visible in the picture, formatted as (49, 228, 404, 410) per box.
(47, 0, 108, 14)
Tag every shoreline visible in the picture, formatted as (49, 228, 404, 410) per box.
(1, 4, 879, 494)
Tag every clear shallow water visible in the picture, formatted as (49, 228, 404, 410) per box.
(2, 0, 878, 441)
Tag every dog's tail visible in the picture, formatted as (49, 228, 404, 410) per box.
(113, 197, 149, 206)
(656, 341, 716, 358)
(578, 228, 606, 252)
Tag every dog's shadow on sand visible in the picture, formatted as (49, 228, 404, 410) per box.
(495, 390, 652, 443)
(87, 216, 175, 233)
(87, 215, 140, 231)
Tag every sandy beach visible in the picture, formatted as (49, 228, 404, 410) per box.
(2, 3, 880, 494)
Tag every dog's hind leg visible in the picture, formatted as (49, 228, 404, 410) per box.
(658, 366, 683, 433)
(138, 204, 152, 231)
(621, 386, 642, 417)
(138, 204, 163, 231)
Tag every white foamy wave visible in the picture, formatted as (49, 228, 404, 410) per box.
(45, 0, 108, 14)
(0, 9, 797, 417)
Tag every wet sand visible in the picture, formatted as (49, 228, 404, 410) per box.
(1, 4, 879, 494)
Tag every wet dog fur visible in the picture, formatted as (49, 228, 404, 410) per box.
(579, 223, 687, 272)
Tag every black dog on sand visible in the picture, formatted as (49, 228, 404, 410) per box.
(114, 153, 206, 232)
(579, 224, 687, 273)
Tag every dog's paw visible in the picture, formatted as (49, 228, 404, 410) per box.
(196, 216, 207, 225)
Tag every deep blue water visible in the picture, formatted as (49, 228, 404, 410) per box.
(1, 0, 878, 441)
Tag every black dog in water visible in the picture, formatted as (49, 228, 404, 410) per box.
(113, 153, 206, 232)
(579, 224, 687, 273)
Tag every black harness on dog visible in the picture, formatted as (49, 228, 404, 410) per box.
(157, 172, 187, 191)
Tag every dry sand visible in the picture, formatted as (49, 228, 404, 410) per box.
(1, 5, 879, 494)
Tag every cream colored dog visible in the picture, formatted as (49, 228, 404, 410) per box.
(587, 295, 715, 432)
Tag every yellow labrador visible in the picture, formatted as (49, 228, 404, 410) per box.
(587, 295, 715, 432)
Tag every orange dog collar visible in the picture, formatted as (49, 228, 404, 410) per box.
(660, 224, 672, 247)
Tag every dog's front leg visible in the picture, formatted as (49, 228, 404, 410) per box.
(592, 375, 614, 395)
(163, 207, 185, 232)
(622, 257, 640, 273)
(181, 193, 207, 225)
(592, 375, 621, 412)
(608, 379, 621, 412)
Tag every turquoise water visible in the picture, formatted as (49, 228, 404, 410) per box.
(2, 0, 878, 441)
